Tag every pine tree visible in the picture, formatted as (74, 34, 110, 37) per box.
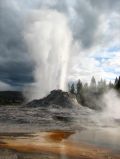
(70, 83, 75, 94)
(76, 79, 82, 94)
(114, 77, 118, 89)
(90, 76, 96, 90)
(84, 82, 88, 91)
(109, 81, 114, 89)
(98, 78, 107, 93)
(115, 76, 120, 90)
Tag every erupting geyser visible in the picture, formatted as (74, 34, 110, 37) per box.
(24, 9, 73, 100)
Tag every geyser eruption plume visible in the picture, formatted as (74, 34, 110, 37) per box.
(24, 9, 72, 100)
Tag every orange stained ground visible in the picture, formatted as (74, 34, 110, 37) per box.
(0, 131, 120, 159)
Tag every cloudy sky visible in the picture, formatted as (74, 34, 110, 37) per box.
(0, 0, 120, 91)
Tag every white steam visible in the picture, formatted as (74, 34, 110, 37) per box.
(24, 9, 72, 100)
(102, 89, 120, 119)
(89, 89, 120, 128)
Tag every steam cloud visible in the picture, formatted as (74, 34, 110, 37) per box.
(87, 89, 120, 127)
(24, 9, 73, 100)
(102, 90, 120, 119)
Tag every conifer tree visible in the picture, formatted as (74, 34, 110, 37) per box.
(70, 83, 75, 94)
(76, 79, 82, 94)
(115, 76, 120, 90)
(90, 76, 96, 90)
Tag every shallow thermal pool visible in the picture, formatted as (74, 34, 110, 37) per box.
(0, 105, 120, 158)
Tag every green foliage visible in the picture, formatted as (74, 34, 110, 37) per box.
(114, 76, 120, 90)
(68, 76, 120, 110)
(76, 79, 82, 94)
(0, 91, 25, 105)
(90, 76, 96, 89)
(97, 78, 107, 93)
(70, 83, 75, 94)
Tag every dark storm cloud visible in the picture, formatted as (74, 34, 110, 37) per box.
(0, 0, 120, 90)
(89, 0, 120, 13)
(73, 0, 99, 48)
(0, 0, 34, 89)
(0, 0, 69, 90)
(64, 0, 120, 49)
(0, 61, 34, 85)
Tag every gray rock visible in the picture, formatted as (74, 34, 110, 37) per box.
(26, 90, 77, 108)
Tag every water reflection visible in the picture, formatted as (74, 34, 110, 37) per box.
(70, 128, 120, 152)
(0, 130, 120, 159)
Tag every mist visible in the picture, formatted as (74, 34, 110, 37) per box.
(24, 9, 73, 100)
(85, 89, 120, 128)
(102, 89, 120, 120)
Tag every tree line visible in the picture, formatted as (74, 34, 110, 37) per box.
(69, 76, 120, 94)
(68, 76, 120, 109)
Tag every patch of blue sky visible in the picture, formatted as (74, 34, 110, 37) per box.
(90, 51, 114, 60)
(107, 46, 120, 52)
(91, 45, 119, 60)
(94, 57, 110, 63)
(103, 67, 115, 73)
(103, 67, 120, 76)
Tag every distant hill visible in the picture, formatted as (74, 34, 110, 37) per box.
(0, 91, 25, 105)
